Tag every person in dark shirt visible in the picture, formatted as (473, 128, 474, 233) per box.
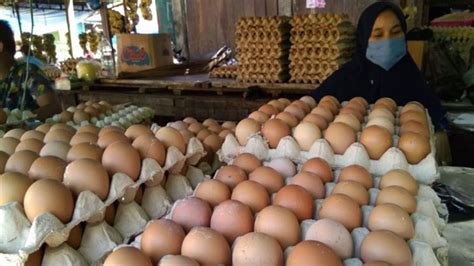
(0, 20, 60, 119)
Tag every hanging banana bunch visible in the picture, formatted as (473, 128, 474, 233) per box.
(79, 33, 89, 55)
(140, 0, 152, 21)
(42, 33, 57, 63)
(87, 31, 101, 54)
(125, 0, 139, 33)
(65, 32, 72, 57)
(108, 10, 125, 35)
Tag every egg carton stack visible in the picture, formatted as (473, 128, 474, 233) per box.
(209, 65, 238, 79)
(235, 16, 291, 83)
(0, 123, 212, 265)
(94, 152, 447, 266)
(430, 26, 474, 65)
(289, 13, 355, 84)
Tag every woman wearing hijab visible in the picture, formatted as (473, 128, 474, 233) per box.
(310, 2, 450, 163)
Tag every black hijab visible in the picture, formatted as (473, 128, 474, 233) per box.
(310, 1, 447, 130)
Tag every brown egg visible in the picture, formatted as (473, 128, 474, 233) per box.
(5, 150, 38, 175)
(28, 156, 66, 181)
(287, 240, 342, 266)
(374, 97, 397, 113)
(66, 224, 83, 249)
(104, 247, 152, 266)
(262, 119, 290, 149)
(305, 218, 353, 259)
(318, 100, 339, 116)
(268, 99, 286, 111)
(203, 134, 224, 154)
(351, 97, 369, 109)
(273, 184, 314, 221)
(194, 179, 230, 207)
(20, 130, 45, 142)
(232, 153, 261, 174)
(254, 205, 300, 249)
(170, 121, 189, 131)
(366, 117, 395, 135)
(338, 165, 373, 189)
(208, 124, 222, 134)
(63, 158, 109, 200)
(249, 166, 284, 193)
(368, 108, 395, 123)
(155, 127, 186, 154)
(398, 132, 431, 164)
(141, 219, 185, 263)
(376, 186, 416, 213)
(132, 135, 166, 166)
(300, 158, 333, 183)
(202, 118, 218, 127)
(259, 104, 279, 116)
(39, 141, 70, 161)
(219, 130, 233, 139)
(284, 105, 306, 120)
(278, 98, 292, 107)
(179, 129, 195, 144)
(380, 169, 418, 196)
(276, 112, 299, 128)
(248, 111, 270, 124)
(303, 113, 329, 130)
(319, 194, 362, 231)
(124, 124, 153, 140)
(324, 122, 356, 155)
(15, 139, 44, 154)
(292, 100, 311, 113)
(293, 122, 321, 151)
(400, 121, 429, 138)
(401, 102, 425, 114)
(291, 172, 325, 199)
(400, 110, 427, 126)
(181, 227, 231, 265)
(231, 180, 270, 213)
(102, 141, 140, 180)
(24, 246, 44, 266)
(233, 232, 283, 266)
(235, 118, 261, 146)
(160, 255, 199, 266)
(0, 172, 34, 205)
(332, 181, 369, 206)
(171, 197, 212, 232)
(222, 121, 236, 130)
(66, 143, 103, 162)
(69, 132, 98, 146)
(183, 117, 198, 125)
(300, 96, 317, 108)
(361, 230, 412, 266)
(360, 125, 393, 160)
(44, 129, 74, 144)
(210, 200, 254, 243)
(73, 109, 90, 124)
(368, 203, 414, 239)
(23, 179, 74, 223)
(35, 123, 52, 134)
(50, 123, 76, 134)
(311, 106, 334, 122)
(97, 131, 129, 149)
(4, 128, 26, 140)
(187, 122, 204, 134)
(83, 106, 100, 117)
(340, 106, 364, 122)
(347, 99, 368, 116)
(0, 151, 8, 173)
(334, 113, 361, 132)
(321, 95, 340, 106)
(98, 126, 124, 138)
(215, 165, 247, 189)
(196, 129, 212, 141)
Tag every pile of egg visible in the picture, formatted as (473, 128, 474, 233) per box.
(100, 154, 446, 265)
(47, 100, 155, 129)
(0, 122, 210, 265)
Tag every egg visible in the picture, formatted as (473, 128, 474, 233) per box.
(202, 118, 218, 127)
(35, 123, 52, 134)
(361, 230, 412, 265)
(318, 100, 339, 116)
(359, 126, 392, 160)
(102, 141, 141, 181)
(232, 153, 261, 174)
(24, 246, 44, 266)
(187, 122, 204, 134)
(401, 102, 425, 114)
(0, 172, 34, 205)
(141, 219, 185, 263)
(20, 130, 45, 142)
(44, 129, 74, 144)
(180, 129, 195, 144)
(69, 132, 98, 146)
(181, 227, 231, 265)
(332, 181, 369, 206)
(284, 105, 306, 120)
(235, 118, 261, 146)
(319, 194, 362, 231)
(268, 99, 286, 111)
(196, 129, 211, 141)
(97, 131, 129, 149)
(400, 110, 428, 126)
(210, 200, 254, 243)
(376, 186, 416, 213)
(321, 95, 340, 106)
(287, 240, 342, 266)
(66, 223, 83, 249)
(23, 179, 74, 223)
(306, 218, 353, 259)
(155, 127, 187, 154)
(300, 96, 317, 109)
(334, 113, 361, 132)
(98, 126, 124, 138)
(84, 106, 100, 117)
(311, 106, 334, 122)
(221, 121, 236, 130)
(351, 96, 369, 109)
(104, 247, 152, 266)
(324, 122, 356, 155)
(399, 120, 429, 138)
(203, 134, 223, 153)
(366, 117, 395, 135)
(262, 119, 290, 148)
(374, 97, 397, 113)
(233, 232, 283, 266)
(183, 117, 198, 125)
(124, 124, 153, 140)
(28, 156, 66, 181)
(276, 112, 299, 128)
(4, 128, 26, 140)
(259, 104, 279, 116)
(72, 110, 90, 124)
(398, 132, 431, 164)
(338, 164, 373, 189)
(303, 113, 329, 130)
(132, 135, 166, 166)
(266, 157, 296, 177)
(66, 143, 103, 162)
(346, 99, 367, 115)
(231, 180, 270, 213)
(208, 124, 222, 134)
(248, 111, 270, 124)
(159, 255, 199, 266)
(63, 159, 110, 200)
(273, 184, 314, 221)
(368, 203, 414, 239)
(300, 158, 333, 183)
(215, 165, 247, 189)
(340, 106, 364, 122)
(368, 108, 395, 123)
(379, 169, 418, 196)
(278, 98, 292, 106)
(194, 179, 231, 207)
(39, 141, 70, 161)
(290, 172, 325, 199)
(254, 205, 300, 249)
(5, 150, 38, 175)
(15, 139, 44, 154)
(249, 166, 284, 193)
(169, 121, 188, 131)
(0, 151, 8, 173)
(171, 197, 212, 232)
(292, 100, 311, 113)
(293, 122, 321, 151)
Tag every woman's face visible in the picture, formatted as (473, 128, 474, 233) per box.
(368, 10, 404, 42)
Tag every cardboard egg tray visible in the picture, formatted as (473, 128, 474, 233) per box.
(0, 137, 208, 265)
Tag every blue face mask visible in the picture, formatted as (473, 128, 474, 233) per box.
(366, 36, 407, 71)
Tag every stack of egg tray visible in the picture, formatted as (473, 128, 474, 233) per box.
(289, 13, 355, 84)
(209, 65, 238, 79)
(235, 16, 291, 83)
(429, 26, 474, 65)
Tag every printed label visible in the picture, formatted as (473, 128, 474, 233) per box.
(307, 0, 326, 8)
(121, 46, 151, 66)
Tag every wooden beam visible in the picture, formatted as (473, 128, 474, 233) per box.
(65, 0, 80, 58)
(171, 0, 189, 61)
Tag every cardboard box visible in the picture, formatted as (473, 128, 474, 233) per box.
(117, 33, 173, 74)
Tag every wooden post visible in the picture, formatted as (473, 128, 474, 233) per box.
(171, 0, 189, 60)
(65, 0, 80, 58)
(99, 3, 117, 75)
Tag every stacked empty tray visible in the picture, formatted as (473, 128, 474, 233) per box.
(236, 16, 291, 83)
(209, 65, 239, 79)
(289, 13, 356, 84)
